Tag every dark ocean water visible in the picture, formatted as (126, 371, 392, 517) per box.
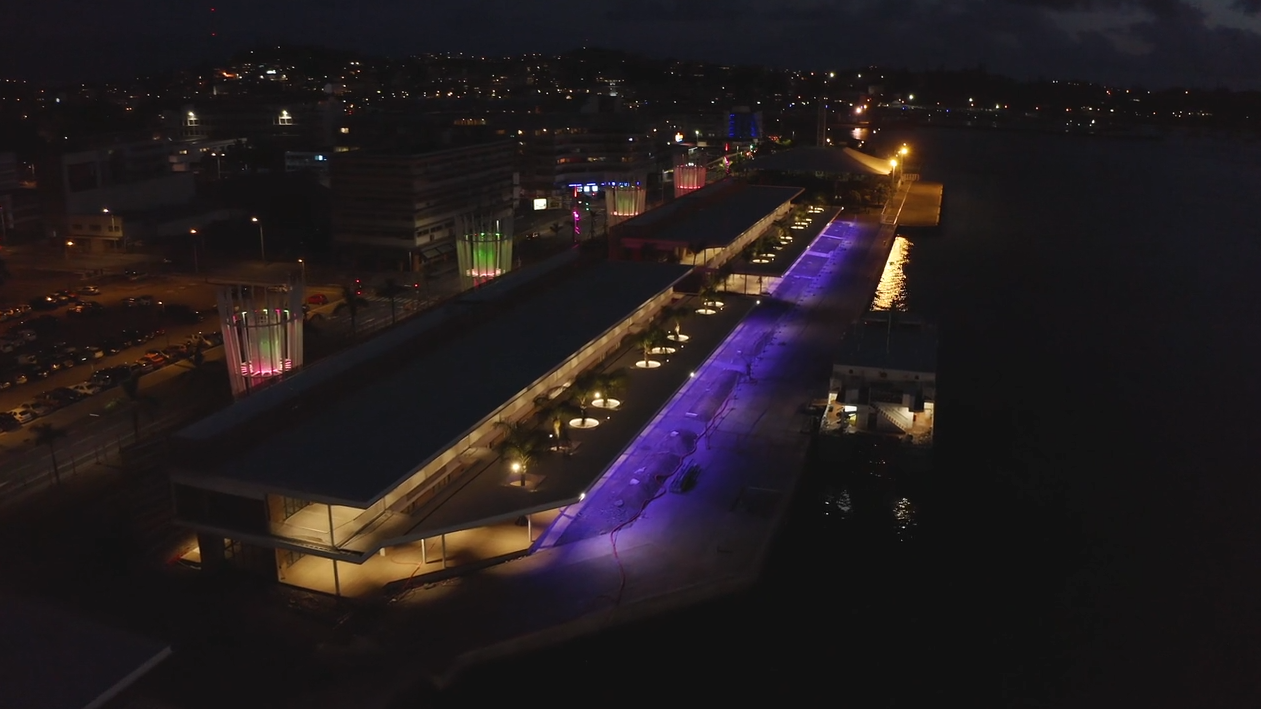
(403, 129, 1261, 708)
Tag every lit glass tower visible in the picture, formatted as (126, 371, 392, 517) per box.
(457, 215, 512, 290)
(605, 185, 646, 229)
(215, 281, 304, 398)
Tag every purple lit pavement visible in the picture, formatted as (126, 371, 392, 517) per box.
(313, 213, 897, 705)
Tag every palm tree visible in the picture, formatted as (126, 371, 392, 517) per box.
(698, 280, 723, 311)
(533, 393, 572, 443)
(31, 423, 68, 485)
(110, 372, 160, 443)
(660, 303, 690, 341)
(494, 420, 545, 486)
(636, 328, 665, 367)
(568, 370, 601, 425)
(593, 367, 629, 406)
(549, 222, 563, 239)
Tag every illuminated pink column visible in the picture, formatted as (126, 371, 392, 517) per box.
(215, 281, 304, 398)
(674, 163, 706, 198)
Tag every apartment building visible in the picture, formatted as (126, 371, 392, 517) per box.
(330, 139, 516, 271)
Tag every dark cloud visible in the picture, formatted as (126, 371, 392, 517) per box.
(0, 0, 1258, 89)
(1233, 0, 1261, 13)
(998, 0, 1188, 17)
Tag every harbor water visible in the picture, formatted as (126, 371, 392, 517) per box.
(404, 128, 1261, 708)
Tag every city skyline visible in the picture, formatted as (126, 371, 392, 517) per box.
(3, 0, 1261, 90)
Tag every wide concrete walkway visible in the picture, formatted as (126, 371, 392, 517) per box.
(309, 210, 897, 704)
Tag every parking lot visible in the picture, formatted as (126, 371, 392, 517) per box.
(0, 272, 225, 438)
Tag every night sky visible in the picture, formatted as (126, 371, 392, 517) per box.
(3, 0, 1260, 88)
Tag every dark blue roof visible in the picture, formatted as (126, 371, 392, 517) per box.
(178, 260, 691, 507)
(618, 179, 801, 249)
(0, 597, 170, 709)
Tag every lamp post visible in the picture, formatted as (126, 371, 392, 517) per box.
(298, 258, 306, 283)
(251, 216, 267, 265)
(189, 229, 200, 274)
(63, 240, 73, 261)
(102, 207, 118, 249)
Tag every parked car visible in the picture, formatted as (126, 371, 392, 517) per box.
(162, 344, 190, 361)
(15, 401, 54, 418)
(13, 329, 37, 342)
(118, 328, 149, 346)
(22, 363, 51, 380)
(0, 412, 22, 432)
(92, 365, 133, 387)
(98, 338, 123, 355)
(124, 269, 147, 281)
(0, 339, 17, 354)
(307, 293, 329, 305)
(8, 409, 34, 424)
(193, 331, 223, 347)
(40, 388, 83, 407)
(132, 358, 158, 373)
(69, 381, 102, 396)
(79, 285, 102, 295)
(83, 345, 105, 359)
(67, 301, 105, 317)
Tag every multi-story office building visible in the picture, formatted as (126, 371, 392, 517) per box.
(161, 97, 341, 147)
(510, 112, 654, 203)
(330, 139, 516, 272)
(0, 152, 38, 244)
(37, 136, 195, 251)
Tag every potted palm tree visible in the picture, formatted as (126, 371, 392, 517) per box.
(635, 328, 665, 368)
(494, 420, 544, 487)
(567, 370, 602, 428)
(663, 304, 691, 342)
(592, 368, 628, 409)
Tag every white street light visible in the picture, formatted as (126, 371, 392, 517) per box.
(251, 216, 267, 264)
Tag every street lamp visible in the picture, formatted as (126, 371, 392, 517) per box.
(189, 228, 200, 274)
(889, 159, 899, 185)
(298, 258, 306, 282)
(251, 216, 267, 265)
(64, 240, 74, 260)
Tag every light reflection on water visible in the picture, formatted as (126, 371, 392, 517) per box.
(892, 497, 917, 541)
(823, 488, 852, 519)
(871, 236, 911, 311)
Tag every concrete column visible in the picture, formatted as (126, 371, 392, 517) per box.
(327, 504, 341, 597)
(197, 533, 225, 572)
